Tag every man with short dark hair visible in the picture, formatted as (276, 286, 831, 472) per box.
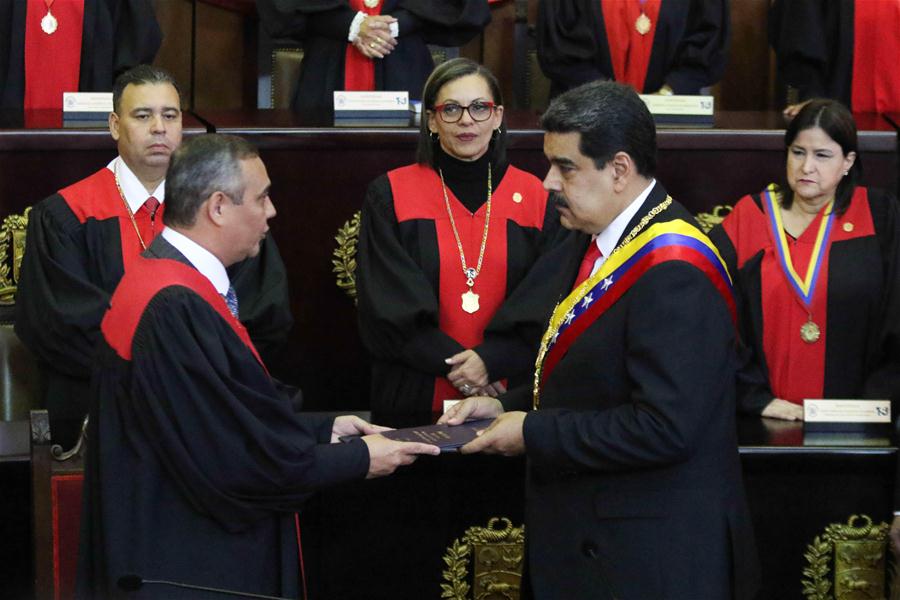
(443, 81, 760, 599)
(76, 133, 440, 599)
(16, 65, 292, 449)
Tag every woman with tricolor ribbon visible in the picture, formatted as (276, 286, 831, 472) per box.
(257, 0, 490, 114)
(356, 58, 561, 419)
(711, 99, 900, 422)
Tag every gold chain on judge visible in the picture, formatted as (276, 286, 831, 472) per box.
(113, 159, 149, 251)
(439, 164, 492, 314)
(532, 196, 673, 409)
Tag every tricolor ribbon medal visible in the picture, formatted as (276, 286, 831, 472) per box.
(763, 184, 834, 344)
(532, 217, 735, 408)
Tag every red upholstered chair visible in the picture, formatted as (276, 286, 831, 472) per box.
(30, 409, 85, 600)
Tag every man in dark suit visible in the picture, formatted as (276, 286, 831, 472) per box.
(442, 81, 760, 599)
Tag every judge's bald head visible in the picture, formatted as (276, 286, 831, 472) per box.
(540, 81, 656, 177)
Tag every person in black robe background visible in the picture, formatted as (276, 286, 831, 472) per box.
(15, 66, 293, 450)
(257, 0, 491, 113)
(770, 0, 900, 115)
(536, 0, 730, 99)
(76, 133, 439, 600)
(0, 0, 161, 110)
(356, 58, 562, 420)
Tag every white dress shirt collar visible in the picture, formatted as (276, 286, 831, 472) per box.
(106, 156, 165, 214)
(583, 178, 657, 278)
(594, 178, 657, 257)
(160, 227, 230, 295)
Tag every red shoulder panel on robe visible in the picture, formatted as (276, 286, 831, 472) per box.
(58, 169, 123, 223)
(58, 167, 165, 269)
(101, 256, 264, 369)
(724, 188, 875, 269)
(388, 163, 549, 409)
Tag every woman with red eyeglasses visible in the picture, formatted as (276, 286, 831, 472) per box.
(357, 58, 563, 420)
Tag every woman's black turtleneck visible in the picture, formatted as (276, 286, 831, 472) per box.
(434, 145, 509, 214)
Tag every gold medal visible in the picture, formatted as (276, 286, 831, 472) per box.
(41, 10, 58, 34)
(635, 12, 651, 35)
(800, 319, 820, 344)
(461, 289, 480, 314)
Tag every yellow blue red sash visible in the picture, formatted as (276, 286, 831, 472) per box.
(762, 184, 834, 308)
(532, 218, 735, 408)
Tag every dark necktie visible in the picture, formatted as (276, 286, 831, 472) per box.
(572, 242, 603, 290)
(223, 285, 239, 319)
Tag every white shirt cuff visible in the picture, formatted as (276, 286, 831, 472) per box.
(348, 11, 366, 42)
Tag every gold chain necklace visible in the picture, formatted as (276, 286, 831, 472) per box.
(438, 163, 492, 314)
(113, 159, 149, 251)
(609, 196, 672, 258)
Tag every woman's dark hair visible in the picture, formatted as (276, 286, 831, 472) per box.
(416, 58, 506, 167)
(781, 98, 861, 214)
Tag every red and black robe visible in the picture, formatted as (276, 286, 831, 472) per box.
(76, 237, 368, 599)
(769, 0, 900, 112)
(256, 0, 490, 113)
(0, 0, 161, 110)
(357, 153, 562, 417)
(15, 167, 293, 448)
(536, 0, 729, 98)
(709, 186, 900, 414)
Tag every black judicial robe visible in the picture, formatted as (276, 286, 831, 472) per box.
(496, 185, 759, 599)
(257, 0, 491, 113)
(536, 0, 729, 98)
(76, 237, 369, 600)
(15, 169, 293, 449)
(0, 0, 161, 110)
(769, 0, 853, 107)
(357, 159, 561, 416)
(709, 187, 900, 415)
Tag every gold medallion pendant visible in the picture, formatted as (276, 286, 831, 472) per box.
(800, 320, 821, 344)
(635, 13, 651, 35)
(41, 10, 58, 35)
(461, 289, 480, 314)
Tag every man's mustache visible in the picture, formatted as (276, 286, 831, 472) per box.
(551, 191, 569, 210)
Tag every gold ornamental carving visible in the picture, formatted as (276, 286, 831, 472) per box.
(801, 514, 894, 600)
(0, 207, 30, 305)
(332, 210, 360, 302)
(695, 204, 732, 233)
(441, 517, 525, 600)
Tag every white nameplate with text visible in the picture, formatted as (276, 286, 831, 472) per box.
(804, 399, 890, 423)
(334, 91, 409, 112)
(638, 94, 714, 116)
(63, 92, 113, 113)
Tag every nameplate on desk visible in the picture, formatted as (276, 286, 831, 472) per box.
(639, 94, 714, 127)
(334, 91, 409, 112)
(803, 399, 891, 432)
(63, 92, 113, 120)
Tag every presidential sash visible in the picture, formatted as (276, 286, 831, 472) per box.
(532, 215, 735, 408)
